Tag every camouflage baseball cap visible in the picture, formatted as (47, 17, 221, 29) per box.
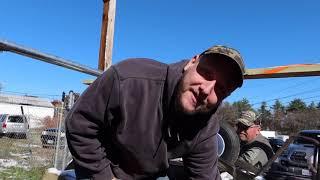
(236, 111, 257, 127)
(200, 45, 245, 87)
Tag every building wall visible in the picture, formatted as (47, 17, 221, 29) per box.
(0, 103, 54, 128)
(261, 131, 276, 139)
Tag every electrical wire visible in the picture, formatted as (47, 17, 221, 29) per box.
(250, 87, 320, 107)
(247, 77, 320, 103)
(0, 90, 61, 100)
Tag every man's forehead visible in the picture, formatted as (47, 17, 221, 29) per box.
(199, 53, 243, 87)
(200, 56, 237, 81)
(237, 122, 249, 128)
(198, 55, 236, 74)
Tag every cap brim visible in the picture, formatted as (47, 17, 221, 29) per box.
(237, 118, 254, 127)
(209, 53, 244, 88)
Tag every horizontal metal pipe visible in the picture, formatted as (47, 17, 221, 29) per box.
(0, 39, 103, 77)
(244, 63, 320, 79)
(4, 39, 320, 81)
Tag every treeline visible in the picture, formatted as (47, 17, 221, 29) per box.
(214, 98, 320, 135)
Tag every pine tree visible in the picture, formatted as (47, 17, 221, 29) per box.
(232, 98, 253, 117)
(257, 101, 272, 130)
(287, 98, 307, 112)
(271, 99, 285, 133)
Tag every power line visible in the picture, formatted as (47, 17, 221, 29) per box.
(251, 87, 320, 106)
(248, 77, 320, 103)
(251, 95, 320, 110)
(275, 96, 320, 107)
(0, 90, 61, 99)
(272, 78, 320, 95)
(253, 94, 320, 107)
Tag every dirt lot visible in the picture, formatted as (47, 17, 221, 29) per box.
(0, 130, 56, 172)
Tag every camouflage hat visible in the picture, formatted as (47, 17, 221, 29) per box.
(236, 111, 257, 127)
(200, 45, 245, 87)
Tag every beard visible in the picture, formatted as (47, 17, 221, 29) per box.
(175, 99, 217, 115)
(175, 84, 218, 116)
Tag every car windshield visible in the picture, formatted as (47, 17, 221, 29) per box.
(8, 116, 24, 123)
(270, 138, 284, 144)
(294, 132, 320, 144)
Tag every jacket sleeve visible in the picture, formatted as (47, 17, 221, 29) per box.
(65, 67, 119, 180)
(182, 133, 221, 180)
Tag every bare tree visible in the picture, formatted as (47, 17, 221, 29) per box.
(213, 102, 237, 126)
(42, 116, 60, 129)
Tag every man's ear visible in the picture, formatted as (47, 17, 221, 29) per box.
(184, 55, 200, 71)
(257, 126, 261, 133)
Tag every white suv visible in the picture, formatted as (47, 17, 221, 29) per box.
(0, 114, 29, 138)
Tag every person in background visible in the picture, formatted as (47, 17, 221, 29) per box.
(65, 45, 245, 180)
(236, 110, 274, 171)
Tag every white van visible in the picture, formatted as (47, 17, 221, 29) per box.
(0, 114, 29, 138)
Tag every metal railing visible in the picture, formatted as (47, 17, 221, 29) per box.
(0, 39, 102, 77)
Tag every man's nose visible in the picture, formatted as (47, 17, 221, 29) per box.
(199, 80, 216, 96)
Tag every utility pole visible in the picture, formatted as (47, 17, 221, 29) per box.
(98, 0, 116, 71)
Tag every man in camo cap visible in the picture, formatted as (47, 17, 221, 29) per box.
(66, 45, 245, 180)
(236, 110, 274, 171)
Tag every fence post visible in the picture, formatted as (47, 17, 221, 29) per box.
(54, 92, 65, 169)
(61, 91, 75, 169)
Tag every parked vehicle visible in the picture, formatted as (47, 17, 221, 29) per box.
(41, 128, 65, 148)
(266, 130, 320, 179)
(268, 138, 284, 152)
(0, 114, 29, 138)
(56, 128, 320, 180)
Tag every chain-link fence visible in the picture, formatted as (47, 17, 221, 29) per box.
(0, 99, 72, 178)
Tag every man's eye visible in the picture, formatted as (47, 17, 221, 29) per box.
(202, 71, 215, 80)
(198, 65, 216, 80)
(216, 84, 227, 96)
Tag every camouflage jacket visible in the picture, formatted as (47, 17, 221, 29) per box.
(238, 134, 274, 169)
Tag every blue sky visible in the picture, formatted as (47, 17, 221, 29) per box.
(1, 0, 320, 110)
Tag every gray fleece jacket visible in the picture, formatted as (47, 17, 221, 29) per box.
(66, 58, 221, 180)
